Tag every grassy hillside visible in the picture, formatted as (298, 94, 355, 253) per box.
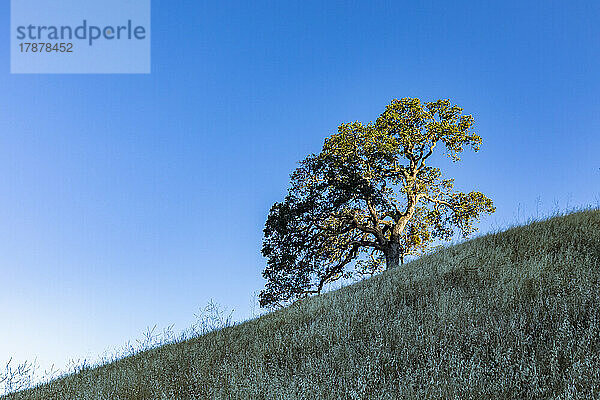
(4, 210, 600, 399)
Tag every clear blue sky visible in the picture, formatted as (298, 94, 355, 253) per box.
(1, 1, 599, 376)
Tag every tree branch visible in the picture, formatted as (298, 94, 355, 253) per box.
(317, 242, 361, 293)
(419, 141, 437, 170)
(350, 240, 382, 250)
(351, 213, 384, 242)
(421, 194, 454, 209)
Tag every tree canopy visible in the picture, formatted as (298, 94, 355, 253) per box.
(260, 98, 495, 309)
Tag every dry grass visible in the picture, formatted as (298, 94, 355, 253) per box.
(3, 209, 600, 399)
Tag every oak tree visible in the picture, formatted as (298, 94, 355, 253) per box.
(260, 98, 495, 308)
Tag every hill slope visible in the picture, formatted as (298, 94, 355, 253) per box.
(4, 210, 600, 399)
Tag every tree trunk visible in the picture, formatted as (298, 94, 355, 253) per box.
(384, 243, 401, 269)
